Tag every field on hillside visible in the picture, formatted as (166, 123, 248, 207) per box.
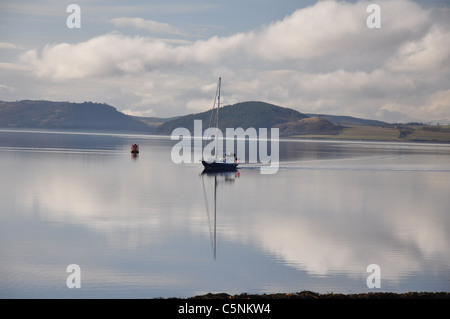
(290, 125, 450, 143)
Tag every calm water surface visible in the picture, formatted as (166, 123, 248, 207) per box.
(0, 129, 449, 298)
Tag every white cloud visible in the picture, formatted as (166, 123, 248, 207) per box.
(386, 25, 450, 74)
(21, 0, 434, 80)
(421, 89, 450, 122)
(0, 62, 30, 72)
(20, 34, 173, 79)
(246, 0, 365, 61)
(110, 17, 185, 36)
(0, 42, 18, 49)
(9, 0, 450, 122)
(0, 83, 16, 93)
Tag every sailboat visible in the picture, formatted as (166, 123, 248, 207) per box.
(201, 77, 239, 171)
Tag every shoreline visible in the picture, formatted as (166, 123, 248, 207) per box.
(189, 291, 450, 299)
(1, 126, 450, 144)
(1, 127, 450, 145)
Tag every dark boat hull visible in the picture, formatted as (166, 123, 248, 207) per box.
(202, 160, 238, 171)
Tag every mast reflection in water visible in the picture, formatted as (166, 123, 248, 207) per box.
(201, 170, 240, 260)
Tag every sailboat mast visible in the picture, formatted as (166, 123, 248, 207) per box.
(215, 77, 221, 160)
(217, 77, 221, 128)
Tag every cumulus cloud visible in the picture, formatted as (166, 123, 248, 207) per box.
(19, 31, 246, 80)
(21, 0, 433, 79)
(13, 0, 450, 121)
(20, 34, 167, 79)
(386, 25, 450, 74)
(0, 42, 18, 49)
(110, 17, 185, 36)
(0, 84, 16, 93)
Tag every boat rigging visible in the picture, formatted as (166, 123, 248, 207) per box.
(201, 77, 239, 171)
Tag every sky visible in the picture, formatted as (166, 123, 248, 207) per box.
(1, 0, 449, 123)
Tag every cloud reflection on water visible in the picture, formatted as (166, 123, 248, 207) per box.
(1, 134, 449, 296)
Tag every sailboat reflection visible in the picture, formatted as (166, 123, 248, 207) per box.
(201, 169, 240, 260)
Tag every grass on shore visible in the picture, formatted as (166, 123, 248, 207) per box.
(290, 125, 450, 143)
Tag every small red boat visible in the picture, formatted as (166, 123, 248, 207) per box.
(131, 144, 139, 154)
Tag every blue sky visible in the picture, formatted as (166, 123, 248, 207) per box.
(1, 0, 450, 122)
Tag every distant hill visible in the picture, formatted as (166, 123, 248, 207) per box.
(130, 115, 178, 131)
(2, 99, 447, 142)
(155, 101, 312, 135)
(275, 117, 344, 135)
(0, 100, 153, 133)
(0, 100, 347, 137)
(306, 113, 390, 127)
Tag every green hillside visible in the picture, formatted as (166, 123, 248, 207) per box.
(306, 114, 390, 127)
(0, 100, 152, 132)
(155, 101, 310, 135)
(275, 117, 344, 135)
(2, 99, 448, 142)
